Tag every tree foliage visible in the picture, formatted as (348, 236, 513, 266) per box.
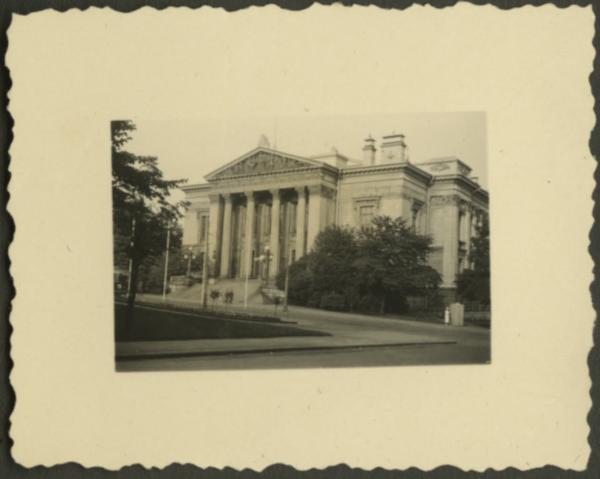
(354, 216, 440, 312)
(456, 216, 490, 305)
(277, 216, 441, 314)
(111, 120, 188, 309)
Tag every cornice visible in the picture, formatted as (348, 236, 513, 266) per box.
(181, 183, 211, 192)
(207, 165, 330, 183)
(432, 175, 489, 203)
(341, 162, 432, 183)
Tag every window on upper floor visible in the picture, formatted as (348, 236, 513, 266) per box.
(411, 208, 419, 230)
(197, 213, 208, 242)
(359, 205, 375, 227)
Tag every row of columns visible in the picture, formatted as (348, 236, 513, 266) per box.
(213, 186, 316, 280)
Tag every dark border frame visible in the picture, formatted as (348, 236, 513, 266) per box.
(1, 0, 597, 477)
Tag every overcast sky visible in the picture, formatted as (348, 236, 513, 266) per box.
(126, 111, 488, 193)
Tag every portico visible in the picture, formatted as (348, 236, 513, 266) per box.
(189, 147, 338, 282)
(212, 187, 311, 281)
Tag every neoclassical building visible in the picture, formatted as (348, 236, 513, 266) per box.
(182, 134, 489, 300)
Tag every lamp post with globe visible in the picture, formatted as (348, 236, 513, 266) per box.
(262, 246, 273, 286)
(183, 247, 196, 278)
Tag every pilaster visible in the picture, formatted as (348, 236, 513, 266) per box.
(306, 185, 323, 252)
(464, 205, 472, 269)
(295, 187, 306, 259)
(439, 196, 460, 288)
(208, 194, 223, 277)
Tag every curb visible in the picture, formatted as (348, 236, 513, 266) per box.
(116, 300, 297, 325)
(116, 340, 457, 362)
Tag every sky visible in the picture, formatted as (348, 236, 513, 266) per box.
(125, 112, 488, 196)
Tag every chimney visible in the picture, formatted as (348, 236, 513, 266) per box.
(362, 135, 377, 165)
(380, 133, 407, 164)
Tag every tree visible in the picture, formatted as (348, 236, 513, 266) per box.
(310, 225, 359, 308)
(276, 254, 314, 306)
(278, 217, 440, 314)
(456, 216, 490, 305)
(111, 121, 188, 310)
(354, 216, 441, 313)
(276, 226, 359, 310)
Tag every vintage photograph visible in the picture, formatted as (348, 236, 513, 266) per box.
(7, 4, 594, 472)
(112, 113, 490, 371)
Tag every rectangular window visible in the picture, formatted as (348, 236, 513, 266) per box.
(359, 205, 375, 226)
(197, 213, 208, 241)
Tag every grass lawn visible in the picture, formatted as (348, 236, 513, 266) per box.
(115, 303, 329, 342)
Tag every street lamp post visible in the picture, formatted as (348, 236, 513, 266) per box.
(184, 247, 196, 277)
(162, 225, 172, 300)
(244, 260, 252, 309)
(126, 217, 136, 298)
(283, 257, 290, 312)
(244, 247, 272, 309)
(263, 246, 272, 286)
(201, 221, 210, 309)
(244, 250, 262, 309)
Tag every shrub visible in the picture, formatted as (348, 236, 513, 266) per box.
(384, 293, 408, 314)
(355, 294, 382, 314)
(276, 254, 314, 306)
(319, 293, 346, 311)
(210, 289, 221, 304)
(307, 293, 321, 309)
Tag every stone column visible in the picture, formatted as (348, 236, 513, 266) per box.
(219, 194, 233, 278)
(243, 191, 255, 279)
(295, 187, 306, 259)
(269, 189, 281, 279)
(441, 196, 460, 289)
(208, 194, 223, 277)
(306, 185, 323, 252)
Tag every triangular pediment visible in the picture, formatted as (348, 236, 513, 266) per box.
(205, 147, 324, 181)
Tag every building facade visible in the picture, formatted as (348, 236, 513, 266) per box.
(181, 134, 489, 299)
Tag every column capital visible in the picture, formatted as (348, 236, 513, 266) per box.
(244, 191, 255, 202)
(270, 188, 281, 199)
(295, 186, 306, 196)
(430, 194, 461, 207)
(309, 184, 336, 199)
(222, 192, 233, 203)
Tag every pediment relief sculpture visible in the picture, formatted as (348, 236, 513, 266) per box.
(213, 152, 315, 179)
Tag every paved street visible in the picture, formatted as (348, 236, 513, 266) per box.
(118, 342, 488, 371)
(117, 299, 490, 371)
